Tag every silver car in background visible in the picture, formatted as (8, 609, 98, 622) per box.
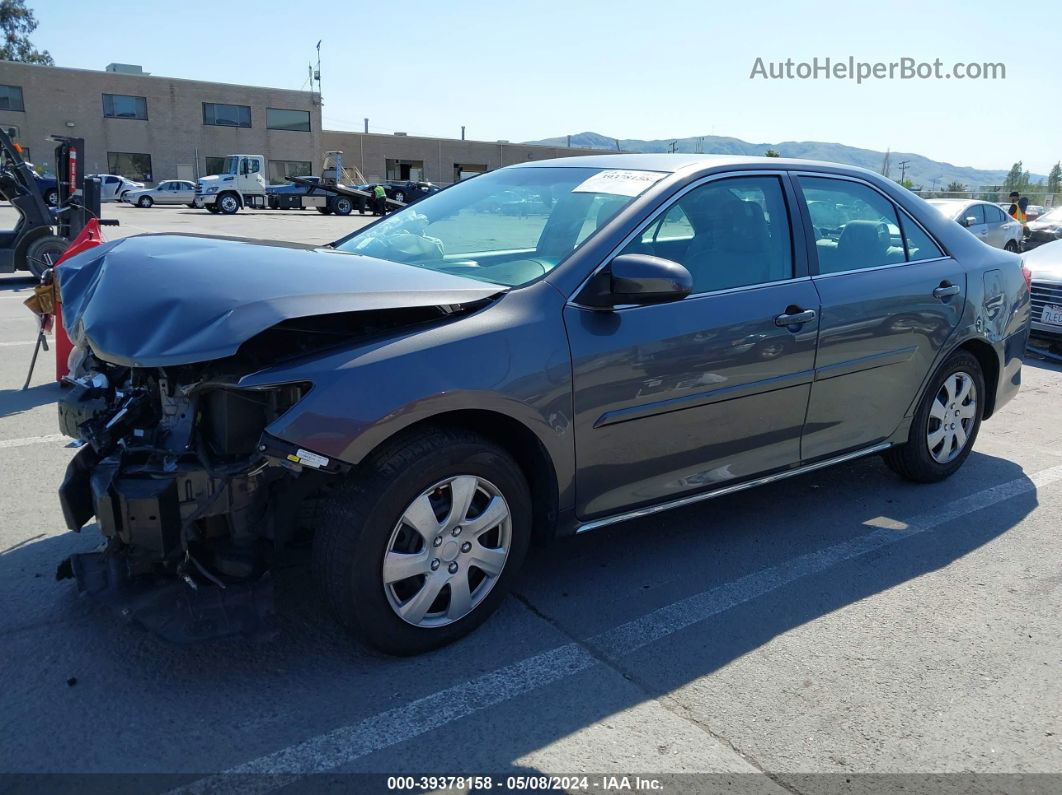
(927, 199, 1022, 252)
(1025, 238, 1062, 355)
(123, 180, 197, 208)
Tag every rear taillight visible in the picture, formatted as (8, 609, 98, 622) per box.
(1020, 259, 1032, 291)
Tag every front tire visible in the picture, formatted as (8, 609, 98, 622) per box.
(44, 188, 59, 207)
(332, 196, 353, 216)
(1004, 240, 1019, 253)
(313, 428, 531, 655)
(137, 196, 153, 208)
(217, 193, 240, 214)
(883, 350, 984, 483)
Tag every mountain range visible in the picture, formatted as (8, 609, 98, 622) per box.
(524, 132, 1045, 190)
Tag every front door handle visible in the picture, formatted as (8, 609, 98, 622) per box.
(774, 308, 817, 327)
(933, 282, 961, 300)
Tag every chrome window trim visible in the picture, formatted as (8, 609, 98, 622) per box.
(575, 442, 892, 533)
(809, 256, 952, 281)
(566, 169, 799, 308)
(792, 170, 952, 267)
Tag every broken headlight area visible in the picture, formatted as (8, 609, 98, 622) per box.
(55, 356, 340, 642)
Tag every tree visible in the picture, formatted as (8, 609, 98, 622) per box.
(898, 177, 915, 190)
(945, 181, 966, 193)
(1048, 162, 1061, 195)
(764, 149, 780, 158)
(0, 0, 52, 65)
(1002, 161, 1031, 195)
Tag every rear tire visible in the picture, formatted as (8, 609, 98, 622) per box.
(24, 234, 70, 280)
(44, 188, 59, 207)
(312, 428, 531, 655)
(1004, 240, 1019, 253)
(883, 350, 984, 483)
(332, 197, 353, 216)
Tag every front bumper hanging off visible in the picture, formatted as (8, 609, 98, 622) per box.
(56, 550, 277, 643)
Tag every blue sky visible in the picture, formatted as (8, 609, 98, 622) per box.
(27, 0, 1061, 174)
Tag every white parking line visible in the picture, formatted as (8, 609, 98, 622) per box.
(0, 433, 68, 449)
(175, 462, 1062, 792)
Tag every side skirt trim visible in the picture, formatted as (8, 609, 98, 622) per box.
(574, 442, 892, 534)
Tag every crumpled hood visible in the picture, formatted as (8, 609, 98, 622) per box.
(60, 234, 505, 367)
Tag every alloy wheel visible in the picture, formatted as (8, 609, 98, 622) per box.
(383, 475, 512, 628)
(927, 371, 977, 464)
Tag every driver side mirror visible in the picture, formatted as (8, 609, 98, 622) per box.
(578, 253, 693, 309)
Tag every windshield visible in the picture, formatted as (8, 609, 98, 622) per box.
(222, 156, 239, 176)
(334, 167, 665, 287)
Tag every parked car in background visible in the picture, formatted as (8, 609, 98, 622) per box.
(1023, 206, 1062, 250)
(54, 155, 1030, 654)
(89, 173, 145, 202)
(123, 180, 197, 208)
(927, 199, 1022, 251)
(266, 176, 321, 209)
(24, 165, 58, 206)
(1024, 238, 1062, 355)
(1025, 204, 1045, 221)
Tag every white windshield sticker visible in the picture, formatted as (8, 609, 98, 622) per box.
(572, 169, 663, 197)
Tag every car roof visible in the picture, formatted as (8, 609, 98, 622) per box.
(509, 152, 885, 178)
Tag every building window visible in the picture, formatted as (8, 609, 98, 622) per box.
(0, 85, 25, 112)
(454, 163, 488, 181)
(107, 151, 152, 182)
(202, 102, 251, 128)
(267, 159, 313, 184)
(102, 93, 148, 120)
(386, 159, 424, 181)
(204, 156, 227, 176)
(266, 108, 310, 132)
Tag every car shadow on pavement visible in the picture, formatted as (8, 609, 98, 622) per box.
(0, 382, 62, 419)
(0, 450, 1042, 778)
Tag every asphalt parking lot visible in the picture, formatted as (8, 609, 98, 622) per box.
(1, 203, 1060, 793)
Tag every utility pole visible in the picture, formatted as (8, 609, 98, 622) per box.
(668, 140, 678, 153)
(615, 138, 620, 151)
(567, 135, 571, 148)
(461, 126, 465, 141)
(881, 148, 891, 178)
(898, 159, 910, 184)
(314, 40, 322, 102)
(696, 137, 704, 154)
(364, 118, 368, 133)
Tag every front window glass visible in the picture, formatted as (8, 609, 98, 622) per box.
(335, 167, 664, 287)
(622, 175, 793, 292)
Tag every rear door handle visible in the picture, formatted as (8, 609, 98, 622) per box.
(933, 282, 961, 299)
(774, 308, 817, 327)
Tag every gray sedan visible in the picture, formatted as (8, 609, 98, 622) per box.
(54, 154, 1031, 654)
(123, 179, 197, 208)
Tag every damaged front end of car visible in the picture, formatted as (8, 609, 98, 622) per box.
(55, 357, 341, 642)
(52, 233, 505, 642)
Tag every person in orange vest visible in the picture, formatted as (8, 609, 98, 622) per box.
(1007, 191, 1027, 224)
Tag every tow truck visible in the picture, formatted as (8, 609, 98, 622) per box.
(193, 154, 269, 214)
